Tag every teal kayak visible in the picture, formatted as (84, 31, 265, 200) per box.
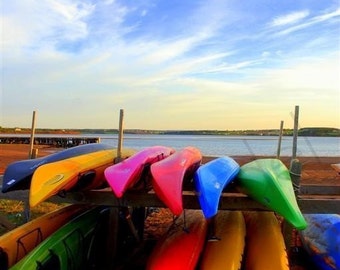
(10, 206, 110, 270)
(236, 158, 307, 230)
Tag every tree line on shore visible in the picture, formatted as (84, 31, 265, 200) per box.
(0, 127, 339, 137)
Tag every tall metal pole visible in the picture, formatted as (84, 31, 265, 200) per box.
(28, 110, 37, 159)
(276, 120, 284, 159)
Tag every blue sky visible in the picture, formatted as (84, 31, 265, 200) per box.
(1, 0, 340, 130)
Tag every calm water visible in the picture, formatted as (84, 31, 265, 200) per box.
(2, 133, 339, 157)
(95, 134, 339, 157)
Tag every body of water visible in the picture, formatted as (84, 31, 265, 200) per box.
(96, 134, 339, 157)
(1, 133, 339, 157)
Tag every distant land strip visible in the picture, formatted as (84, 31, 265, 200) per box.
(1, 127, 339, 137)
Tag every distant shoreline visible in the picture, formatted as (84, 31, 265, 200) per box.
(1, 127, 340, 137)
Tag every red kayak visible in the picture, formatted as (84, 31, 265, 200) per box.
(104, 146, 175, 198)
(150, 146, 202, 216)
(146, 210, 208, 270)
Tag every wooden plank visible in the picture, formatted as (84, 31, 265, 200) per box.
(2, 185, 338, 199)
(297, 195, 340, 214)
(1, 187, 339, 213)
(49, 190, 340, 214)
(299, 185, 340, 195)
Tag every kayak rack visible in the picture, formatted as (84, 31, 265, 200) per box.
(0, 183, 339, 214)
(47, 186, 340, 214)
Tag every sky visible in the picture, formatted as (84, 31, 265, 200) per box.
(1, 0, 340, 130)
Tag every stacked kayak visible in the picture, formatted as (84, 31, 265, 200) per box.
(146, 210, 208, 270)
(200, 211, 246, 270)
(194, 156, 240, 218)
(2, 143, 113, 192)
(104, 146, 175, 198)
(151, 146, 202, 216)
(10, 206, 110, 270)
(0, 204, 88, 269)
(243, 211, 290, 270)
(236, 158, 307, 230)
(29, 148, 135, 207)
(299, 214, 340, 270)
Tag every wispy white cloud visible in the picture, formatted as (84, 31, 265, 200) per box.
(270, 10, 310, 27)
(275, 8, 340, 36)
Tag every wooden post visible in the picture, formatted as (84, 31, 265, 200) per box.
(116, 109, 124, 162)
(31, 148, 39, 159)
(292, 106, 299, 160)
(286, 106, 302, 252)
(290, 159, 302, 194)
(28, 110, 37, 159)
(276, 120, 284, 159)
(290, 105, 301, 194)
(284, 158, 302, 254)
(0, 214, 15, 231)
(105, 206, 119, 269)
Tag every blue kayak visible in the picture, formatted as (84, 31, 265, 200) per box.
(194, 157, 240, 218)
(2, 143, 113, 192)
(299, 214, 340, 270)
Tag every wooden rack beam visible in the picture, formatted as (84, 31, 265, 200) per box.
(1, 186, 338, 214)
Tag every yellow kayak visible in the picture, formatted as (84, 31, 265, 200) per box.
(29, 148, 135, 207)
(200, 211, 246, 270)
(243, 211, 290, 270)
(0, 204, 89, 268)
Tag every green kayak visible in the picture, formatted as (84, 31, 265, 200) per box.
(10, 206, 110, 270)
(237, 158, 307, 230)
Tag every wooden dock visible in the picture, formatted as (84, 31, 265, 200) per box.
(0, 135, 100, 148)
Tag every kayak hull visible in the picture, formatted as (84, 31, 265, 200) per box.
(151, 147, 202, 216)
(10, 206, 110, 270)
(237, 158, 307, 230)
(146, 210, 208, 270)
(243, 211, 290, 270)
(2, 143, 113, 192)
(0, 204, 88, 268)
(299, 214, 340, 270)
(105, 146, 175, 198)
(194, 156, 240, 218)
(200, 211, 246, 270)
(29, 148, 135, 207)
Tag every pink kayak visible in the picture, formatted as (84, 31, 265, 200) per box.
(150, 146, 202, 216)
(104, 146, 175, 198)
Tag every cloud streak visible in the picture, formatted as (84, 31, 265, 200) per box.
(270, 10, 310, 27)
